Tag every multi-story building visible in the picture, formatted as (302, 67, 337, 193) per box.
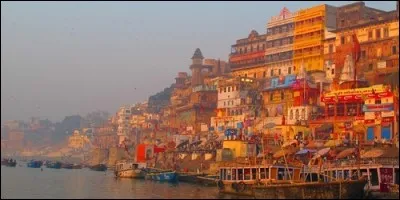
(265, 7, 296, 79)
(210, 76, 261, 134)
(117, 106, 131, 145)
(229, 30, 267, 78)
(94, 126, 117, 149)
(68, 130, 89, 149)
(293, 4, 337, 73)
(333, 2, 398, 87)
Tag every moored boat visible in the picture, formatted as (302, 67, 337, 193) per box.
(177, 172, 204, 183)
(115, 160, 146, 178)
(89, 164, 107, 171)
(196, 174, 219, 186)
(61, 163, 74, 169)
(71, 164, 82, 169)
(146, 169, 178, 182)
(45, 161, 62, 169)
(27, 160, 43, 168)
(1, 159, 17, 167)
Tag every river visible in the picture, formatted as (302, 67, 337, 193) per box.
(1, 165, 245, 199)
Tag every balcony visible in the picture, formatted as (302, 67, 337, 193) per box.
(230, 60, 266, 70)
(229, 50, 265, 63)
(293, 50, 323, 59)
(265, 44, 293, 55)
(293, 40, 322, 50)
(294, 23, 324, 35)
(266, 32, 294, 41)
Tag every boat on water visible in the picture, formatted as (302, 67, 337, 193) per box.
(89, 164, 108, 171)
(115, 160, 146, 178)
(27, 160, 43, 168)
(145, 168, 178, 182)
(71, 164, 83, 169)
(177, 172, 205, 183)
(1, 159, 17, 167)
(196, 174, 219, 186)
(61, 163, 74, 169)
(45, 161, 62, 169)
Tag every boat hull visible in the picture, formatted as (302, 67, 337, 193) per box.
(252, 179, 368, 199)
(90, 164, 107, 171)
(116, 169, 145, 178)
(148, 171, 177, 182)
(27, 161, 43, 168)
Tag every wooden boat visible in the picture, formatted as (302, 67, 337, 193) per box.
(89, 164, 107, 171)
(71, 164, 82, 169)
(45, 161, 62, 169)
(196, 174, 219, 186)
(1, 159, 17, 167)
(177, 172, 204, 183)
(61, 163, 74, 169)
(27, 160, 43, 168)
(115, 160, 146, 178)
(217, 163, 303, 196)
(252, 178, 368, 199)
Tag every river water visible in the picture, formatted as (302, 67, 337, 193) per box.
(1, 165, 245, 199)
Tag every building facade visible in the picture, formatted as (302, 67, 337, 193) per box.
(265, 7, 296, 79)
(230, 30, 267, 78)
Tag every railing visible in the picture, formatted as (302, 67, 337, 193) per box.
(230, 61, 266, 69)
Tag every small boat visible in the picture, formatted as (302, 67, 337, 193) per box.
(27, 160, 43, 168)
(89, 164, 108, 171)
(146, 169, 178, 182)
(177, 172, 203, 183)
(196, 174, 219, 186)
(45, 161, 62, 169)
(61, 163, 74, 169)
(1, 159, 17, 167)
(71, 164, 82, 169)
(115, 160, 146, 178)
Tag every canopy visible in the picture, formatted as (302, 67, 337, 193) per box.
(273, 148, 296, 159)
(295, 149, 317, 155)
(282, 140, 297, 148)
(361, 149, 384, 158)
(324, 139, 342, 147)
(312, 147, 331, 159)
(335, 148, 355, 159)
(190, 140, 202, 146)
(306, 140, 324, 149)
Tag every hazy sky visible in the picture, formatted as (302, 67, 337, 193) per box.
(1, 1, 396, 123)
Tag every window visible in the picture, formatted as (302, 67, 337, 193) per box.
(278, 69, 281, 75)
(270, 94, 273, 101)
(329, 44, 333, 53)
(224, 87, 226, 92)
(392, 46, 397, 54)
(224, 102, 226, 106)
(361, 50, 366, 59)
(228, 87, 231, 92)
(368, 64, 373, 71)
(288, 67, 292, 74)
(290, 110, 293, 120)
(254, 73, 256, 78)
(263, 44, 265, 50)
(281, 91, 284, 100)
(368, 31, 373, 40)
(295, 110, 299, 120)
(331, 68, 335, 75)
(263, 71, 266, 77)
(245, 73, 247, 77)
(301, 109, 306, 120)
(375, 99, 381, 104)
(270, 69, 274, 76)
(341, 36, 345, 45)
(376, 29, 381, 39)
(384, 28, 389, 38)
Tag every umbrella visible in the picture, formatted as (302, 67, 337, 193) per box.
(282, 140, 297, 148)
(306, 140, 324, 149)
(324, 139, 342, 147)
(312, 147, 331, 159)
(190, 140, 202, 146)
(176, 140, 189, 149)
(335, 148, 355, 159)
(273, 148, 296, 159)
(361, 149, 384, 158)
(295, 149, 317, 155)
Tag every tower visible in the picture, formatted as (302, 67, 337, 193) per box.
(190, 48, 205, 87)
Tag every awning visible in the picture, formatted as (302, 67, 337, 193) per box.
(361, 148, 384, 158)
(335, 148, 355, 159)
(176, 140, 189, 149)
(282, 140, 297, 148)
(312, 147, 331, 159)
(306, 140, 324, 149)
(295, 149, 317, 155)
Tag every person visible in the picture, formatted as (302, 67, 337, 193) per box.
(374, 137, 378, 147)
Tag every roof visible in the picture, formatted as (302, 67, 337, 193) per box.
(191, 48, 204, 59)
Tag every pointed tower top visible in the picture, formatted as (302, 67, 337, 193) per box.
(191, 48, 204, 59)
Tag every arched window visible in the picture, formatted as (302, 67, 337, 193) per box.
(290, 110, 294, 120)
(301, 109, 306, 120)
(295, 110, 299, 120)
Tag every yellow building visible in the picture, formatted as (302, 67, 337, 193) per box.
(222, 140, 256, 159)
(68, 130, 89, 149)
(293, 4, 337, 73)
